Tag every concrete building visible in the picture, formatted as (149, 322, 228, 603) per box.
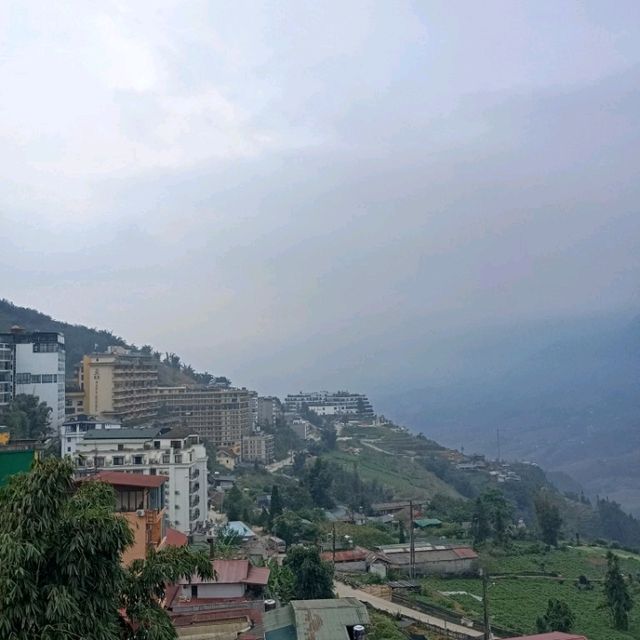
(265, 598, 369, 640)
(321, 547, 370, 572)
(290, 418, 313, 440)
(85, 471, 187, 565)
(156, 385, 252, 451)
(60, 414, 121, 457)
(284, 391, 374, 418)
(372, 543, 478, 577)
(257, 396, 283, 428)
(74, 426, 207, 534)
(241, 433, 274, 464)
(0, 328, 66, 431)
(81, 348, 159, 424)
(64, 388, 85, 417)
(216, 447, 239, 470)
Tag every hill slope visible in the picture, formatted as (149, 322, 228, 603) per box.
(377, 312, 640, 513)
(0, 299, 197, 385)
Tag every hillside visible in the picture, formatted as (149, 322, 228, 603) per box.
(0, 298, 200, 385)
(376, 312, 640, 514)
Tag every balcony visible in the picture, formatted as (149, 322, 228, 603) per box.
(189, 508, 200, 522)
(190, 495, 200, 508)
(189, 480, 200, 494)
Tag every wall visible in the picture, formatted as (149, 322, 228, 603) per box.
(181, 583, 245, 599)
(120, 512, 148, 565)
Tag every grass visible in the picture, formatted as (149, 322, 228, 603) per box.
(417, 544, 640, 639)
(326, 447, 462, 501)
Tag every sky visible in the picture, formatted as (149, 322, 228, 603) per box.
(2, 1, 640, 396)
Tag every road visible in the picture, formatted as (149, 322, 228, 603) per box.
(265, 452, 293, 473)
(334, 581, 484, 639)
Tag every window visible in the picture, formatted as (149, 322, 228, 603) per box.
(153, 440, 161, 449)
(117, 444, 124, 451)
(31, 374, 41, 383)
(66, 447, 71, 453)
(95, 457, 105, 467)
(15, 373, 31, 384)
(133, 455, 144, 465)
(66, 437, 71, 443)
(113, 456, 124, 466)
(174, 454, 182, 464)
(42, 374, 55, 383)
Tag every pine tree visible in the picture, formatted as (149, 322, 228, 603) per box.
(535, 492, 562, 546)
(604, 551, 633, 630)
(284, 546, 334, 600)
(536, 599, 575, 633)
(471, 497, 491, 545)
(269, 485, 283, 527)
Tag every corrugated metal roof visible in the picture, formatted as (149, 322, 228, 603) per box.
(291, 598, 369, 640)
(245, 566, 270, 586)
(91, 471, 167, 488)
(502, 634, 587, 640)
(320, 547, 368, 563)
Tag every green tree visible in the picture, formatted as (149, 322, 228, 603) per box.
(223, 485, 244, 522)
(483, 489, 512, 545)
(266, 559, 295, 604)
(535, 599, 575, 633)
(284, 546, 334, 600)
(604, 551, 633, 630)
(471, 497, 491, 545)
(320, 425, 337, 450)
(0, 457, 213, 640)
(535, 492, 563, 546)
(272, 511, 318, 545)
(269, 485, 283, 527)
(398, 521, 406, 544)
(3, 393, 51, 439)
(304, 457, 334, 509)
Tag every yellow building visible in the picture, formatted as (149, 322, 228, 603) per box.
(82, 350, 159, 424)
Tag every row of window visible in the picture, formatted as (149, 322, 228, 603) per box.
(15, 373, 59, 384)
(33, 343, 60, 353)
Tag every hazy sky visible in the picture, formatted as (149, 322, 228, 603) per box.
(2, 1, 639, 394)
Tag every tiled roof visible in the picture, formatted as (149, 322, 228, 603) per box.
(245, 566, 270, 586)
(452, 546, 479, 559)
(165, 527, 188, 547)
(90, 471, 167, 488)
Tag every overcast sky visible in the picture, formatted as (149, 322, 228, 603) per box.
(2, 1, 639, 395)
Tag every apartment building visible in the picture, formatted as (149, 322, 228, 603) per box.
(257, 396, 283, 428)
(60, 414, 121, 457)
(241, 433, 274, 464)
(156, 385, 251, 451)
(0, 328, 66, 431)
(81, 347, 158, 423)
(74, 426, 208, 534)
(284, 391, 374, 418)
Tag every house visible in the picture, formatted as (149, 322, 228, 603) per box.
(85, 471, 187, 564)
(413, 517, 443, 529)
(321, 546, 370, 572)
(217, 447, 239, 470)
(503, 634, 588, 640)
(372, 543, 478, 577)
(166, 559, 270, 640)
(226, 520, 257, 540)
(370, 500, 415, 516)
(264, 598, 369, 640)
(211, 472, 236, 491)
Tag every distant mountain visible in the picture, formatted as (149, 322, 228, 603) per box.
(376, 312, 640, 514)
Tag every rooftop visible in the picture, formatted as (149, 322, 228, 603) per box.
(227, 521, 256, 538)
(89, 471, 167, 489)
(503, 634, 587, 640)
(84, 427, 162, 440)
(179, 559, 270, 586)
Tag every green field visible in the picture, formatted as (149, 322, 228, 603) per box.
(418, 545, 640, 639)
(326, 447, 462, 501)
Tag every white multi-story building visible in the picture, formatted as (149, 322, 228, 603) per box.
(241, 433, 274, 464)
(74, 426, 208, 535)
(0, 328, 65, 431)
(60, 414, 122, 457)
(284, 391, 374, 418)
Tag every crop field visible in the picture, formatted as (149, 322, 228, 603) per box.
(417, 545, 640, 639)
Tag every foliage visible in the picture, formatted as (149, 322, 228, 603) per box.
(269, 485, 283, 527)
(303, 457, 334, 509)
(272, 511, 319, 545)
(0, 457, 213, 640)
(265, 559, 295, 604)
(367, 611, 407, 640)
(2, 394, 51, 439)
(536, 598, 575, 632)
(222, 485, 255, 523)
(320, 424, 337, 450)
(535, 492, 563, 547)
(283, 546, 334, 600)
(472, 496, 491, 545)
(604, 551, 634, 630)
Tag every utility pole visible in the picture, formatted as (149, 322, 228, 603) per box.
(409, 500, 415, 579)
(332, 522, 336, 566)
(481, 569, 491, 640)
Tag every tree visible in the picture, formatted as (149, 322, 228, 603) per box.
(2, 393, 51, 439)
(304, 457, 334, 509)
(536, 599, 575, 633)
(284, 546, 334, 600)
(471, 497, 491, 545)
(483, 489, 512, 545)
(272, 511, 318, 545)
(398, 521, 406, 544)
(266, 559, 295, 604)
(223, 485, 244, 522)
(0, 457, 213, 640)
(604, 551, 633, 630)
(269, 485, 283, 527)
(320, 425, 337, 450)
(535, 492, 563, 546)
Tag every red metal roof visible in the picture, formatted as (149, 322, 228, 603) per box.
(503, 634, 587, 640)
(165, 527, 188, 547)
(452, 546, 478, 559)
(214, 559, 250, 583)
(91, 471, 167, 488)
(321, 547, 369, 563)
(244, 565, 270, 586)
